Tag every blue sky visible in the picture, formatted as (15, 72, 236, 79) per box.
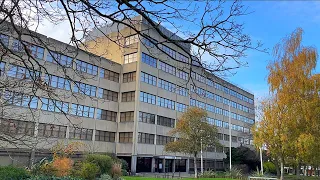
(227, 1, 320, 99)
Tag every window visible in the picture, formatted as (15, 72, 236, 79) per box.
(123, 71, 136, 83)
(141, 72, 156, 86)
(215, 119, 222, 127)
(176, 103, 187, 112)
(216, 146, 224, 153)
(141, 53, 157, 68)
(69, 127, 93, 140)
(217, 133, 223, 140)
(38, 123, 67, 138)
(158, 79, 175, 92)
(12, 39, 24, 52)
(190, 99, 205, 109)
(206, 91, 214, 100)
(158, 61, 175, 75)
(196, 87, 206, 97)
(191, 72, 206, 83)
(122, 91, 135, 102)
(176, 86, 188, 96)
(157, 97, 175, 110)
(76, 59, 98, 75)
(28, 44, 45, 59)
(73, 82, 97, 97)
(176, 69, 188, 80)
(142, 36, 157, 48)
(41, 98, 69, 113)
(215, 95, 223, 103)
(125, 34, 138, 45)
(157, 115, 175, 128)
(232, 136, 237, 142)
(177, 53, 188, 63)
(207, 117, 215, 125)
(138, 132, 154, 144)
(0, 61, 5, 75)
(44, 74, 71, 91)
(139, 112, 155, 124)
(139, 92, 156, 104)
(3, 91, 38, 109)
(0, 34, 9, 47)
(97, 109, 117, 121)
(224, 134, 230, 141)
(124, 53, 137, 64)
(95, 130, 115, 142)
(120, 111, 134, 122)
(206, 79, 214, 87)
(119, 132, 133, 143)
(100, 68, 119, 82)
(7, 64, 41, 80)
(161, 44, 176, 58)
(206, 104, 214, 113)
(0, 119, 35, 136)
(223, 121, 229, 129)
(157, 135, 174, 145)
(71, 104, 95, 118)
(98, 88, 118, 101)
(215, 107, 223, 115)
(46, 51, 72, 66)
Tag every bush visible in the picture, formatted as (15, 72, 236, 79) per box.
(119, 159, 128, 170)
(52, 157, 73, 177)
(0, 165, 30, 180)
(226, 167, 243, 178)
(27, 176, 83, 180)
(111, 163, 122, 178)
(75, 162, 99, 180)
(85, 154, 113, 175)
(264, 161, 277, 175)
(199, 170, 217, 178)
(121, 169, 128, 176)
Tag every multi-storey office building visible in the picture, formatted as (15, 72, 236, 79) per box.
(0, 16, 254, 174)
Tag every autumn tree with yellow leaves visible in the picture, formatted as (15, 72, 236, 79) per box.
(254, 28, 320, 179)
(165, 107, 220, 178)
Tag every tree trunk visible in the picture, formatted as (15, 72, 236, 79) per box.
(274, 160, 280, 179)
(296, 162, 300, 177)
(194, 155, 198, 178)
(280, 160, 284, 180)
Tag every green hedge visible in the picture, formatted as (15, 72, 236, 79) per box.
(0, 165, 30, 180)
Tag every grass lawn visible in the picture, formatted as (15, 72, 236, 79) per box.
(123, 177, 237, 180)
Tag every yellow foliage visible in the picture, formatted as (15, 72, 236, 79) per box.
(52, 157, 73, 177)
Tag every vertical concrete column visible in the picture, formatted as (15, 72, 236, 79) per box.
(172, 159, 176, 173)
(162, 159, 166, 173)
(131, 155, 137, 175)
(151, 157, 155, 173)
(186, 158, 190, 173)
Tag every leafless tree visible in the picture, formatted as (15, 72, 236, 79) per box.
(0, 0, 263, 166)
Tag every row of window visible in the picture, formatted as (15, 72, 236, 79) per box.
(191, 71, 254, 104)
(216, 133, 252, 145)
(192, 86, 254, 114)
(141, 72, 188, 96)
(0, 119, 115, 142)
(190, 99, 254, 124)
(206, 117, 250, 133)
(139, 112, 176, 128)
(1, 34, 120, 78)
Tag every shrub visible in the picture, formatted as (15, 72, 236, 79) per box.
(52, 157, 73, 177)
(199, 170, 217, 178)
(76, 162, 99, 180)
(119, 159, 128, 170)
(121, 169, 128, 176)
(0, 166, 30, 180)
(27, 176, 83, 180)
(85, 154, 113, 175)
(226, 167, 243, 178)
(111, 163, 122, 178)
(263, 161, 277, 175)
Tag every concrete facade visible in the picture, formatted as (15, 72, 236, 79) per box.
(0, 16, 254, 173)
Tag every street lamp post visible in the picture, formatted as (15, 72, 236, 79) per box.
(201, 138, 203, 174)
(229, 104, 232, 171)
